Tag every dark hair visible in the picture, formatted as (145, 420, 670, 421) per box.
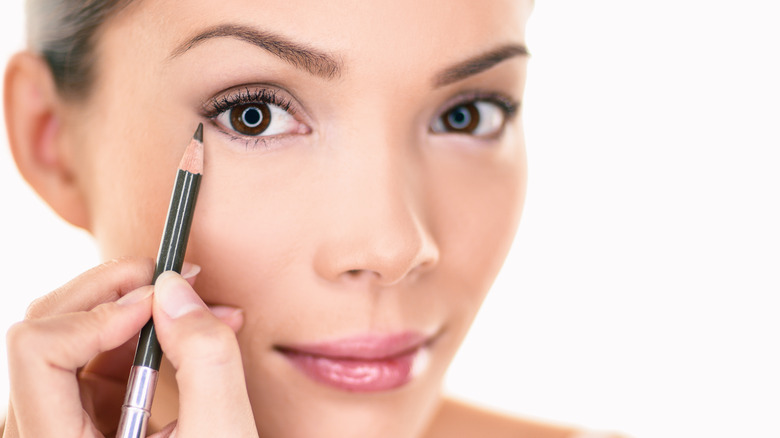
(26, 0, 132, 97)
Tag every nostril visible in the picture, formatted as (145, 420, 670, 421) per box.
(341, 269, 384, 284)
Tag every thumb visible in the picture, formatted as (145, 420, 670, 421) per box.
(152, 271, 258, 437)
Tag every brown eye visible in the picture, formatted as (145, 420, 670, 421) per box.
(441, 103, 480, 133)
(230, 103, 272, 136)
(431, 99, 512, 138)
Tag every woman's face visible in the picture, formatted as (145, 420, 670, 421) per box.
(65, 0, 530, 436)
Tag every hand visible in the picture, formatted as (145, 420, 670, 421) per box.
(3, 257, 258, 437)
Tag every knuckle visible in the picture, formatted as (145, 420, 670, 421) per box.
(24, 295, 52, 320)
(6, 320, 39, 355)
(89, 301, 115, 324)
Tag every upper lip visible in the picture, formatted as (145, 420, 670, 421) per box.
(275, 331, 432, 360)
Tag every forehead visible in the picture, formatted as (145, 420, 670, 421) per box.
(106, 0, 530, 71)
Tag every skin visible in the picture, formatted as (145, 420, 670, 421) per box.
(1, 0, 588, 437)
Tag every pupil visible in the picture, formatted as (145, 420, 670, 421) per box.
(448, 107, 470, 128)
(242, 107, 263, 127)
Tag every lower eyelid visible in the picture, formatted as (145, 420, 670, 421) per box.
(209, 122, 280, 150)
(207, 117, 312, 152)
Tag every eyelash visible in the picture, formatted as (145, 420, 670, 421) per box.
(204, 87, 294, 118)
(445, 92, 520, 121)
(491, 95, 519, 119)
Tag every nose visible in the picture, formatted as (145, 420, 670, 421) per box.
(311, 139, 439, 287)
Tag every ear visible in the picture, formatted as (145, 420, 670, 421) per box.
(4, 51, 90, 230)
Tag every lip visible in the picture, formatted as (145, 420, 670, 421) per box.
(276, 332, 432, 392)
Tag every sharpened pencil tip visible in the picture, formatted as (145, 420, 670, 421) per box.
(180, 127, 204, 174)
(194, 123, 204, 142)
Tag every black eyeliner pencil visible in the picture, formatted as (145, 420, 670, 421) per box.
(116, 124, 204, 438)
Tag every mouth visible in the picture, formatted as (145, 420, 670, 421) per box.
(274, 332, 434, 392)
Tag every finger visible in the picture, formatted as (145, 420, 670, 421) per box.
(78, 303, 237, 437)
(77, 334, 141, 437)
(6, 286, 153, 437)
(183, 263, 201, 287)
(24, 256, 154, 319)
(208, 304, 245, 333)
(79, 367, 129, 436)
(152, 272, 257, 437)
(80, 336, 139, 382)
(24, 257, 200, 320)
(146, 420, 178, 438)
(80, 301, 240, 383)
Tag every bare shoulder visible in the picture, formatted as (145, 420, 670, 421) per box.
(421, 397, 625, 438)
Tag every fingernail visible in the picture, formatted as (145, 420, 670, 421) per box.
(181, 262, 201, 279)
(209, 305, 243, 320)
(117, 286, 153, 306)
(155, 271, 206, 318)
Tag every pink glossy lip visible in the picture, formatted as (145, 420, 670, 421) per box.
(276, 332, 429, 392)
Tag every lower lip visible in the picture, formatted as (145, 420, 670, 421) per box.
(280, 347, 426, 392)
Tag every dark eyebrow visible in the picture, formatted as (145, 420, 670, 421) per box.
(169, 24, 342, 79)
(433, 44, 529, 87)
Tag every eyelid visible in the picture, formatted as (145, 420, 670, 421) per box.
(200, 84, 302, 119)
(434, 90, 520, 121)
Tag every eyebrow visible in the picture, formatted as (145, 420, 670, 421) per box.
(169, 24, 342, 79)
(433, 44, 529, 87)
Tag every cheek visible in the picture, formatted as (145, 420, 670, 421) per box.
(74, 93, 205, 260)
(86, 141, 180, 259)
(426, 142, 527, 321)
(178, 144, 319, 314)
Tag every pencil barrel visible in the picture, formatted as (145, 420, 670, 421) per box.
(116, 366, 158, 438)
(134, 169, 201, 369)
(153, 170, 202, 280)
(119, 126, 204, 437)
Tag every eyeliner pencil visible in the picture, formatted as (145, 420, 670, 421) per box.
(116, 124, 204, 438)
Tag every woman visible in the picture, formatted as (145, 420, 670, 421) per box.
(2, 0, 617, 436)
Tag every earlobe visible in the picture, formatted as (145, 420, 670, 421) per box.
(4, 51, 90, 230)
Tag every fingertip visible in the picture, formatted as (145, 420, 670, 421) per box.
(155, 420, 178, 436)
(116, 285, 154, 306)
(209, 305, 244, 332)
(154, 271, 206, 319)
(181, 262, 201, 285)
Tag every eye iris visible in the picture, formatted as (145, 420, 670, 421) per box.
(230, 103, 271, 135)
(443, 103, 480, 133)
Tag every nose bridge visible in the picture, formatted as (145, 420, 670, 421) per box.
(312, 120, 439, 286)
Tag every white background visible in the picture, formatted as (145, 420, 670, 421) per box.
(1, 1, 779, 437)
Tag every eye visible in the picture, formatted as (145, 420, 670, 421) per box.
(215, 101, 300, 137)
(431, 99, 515, 138)
(204, 87, 309, 144)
